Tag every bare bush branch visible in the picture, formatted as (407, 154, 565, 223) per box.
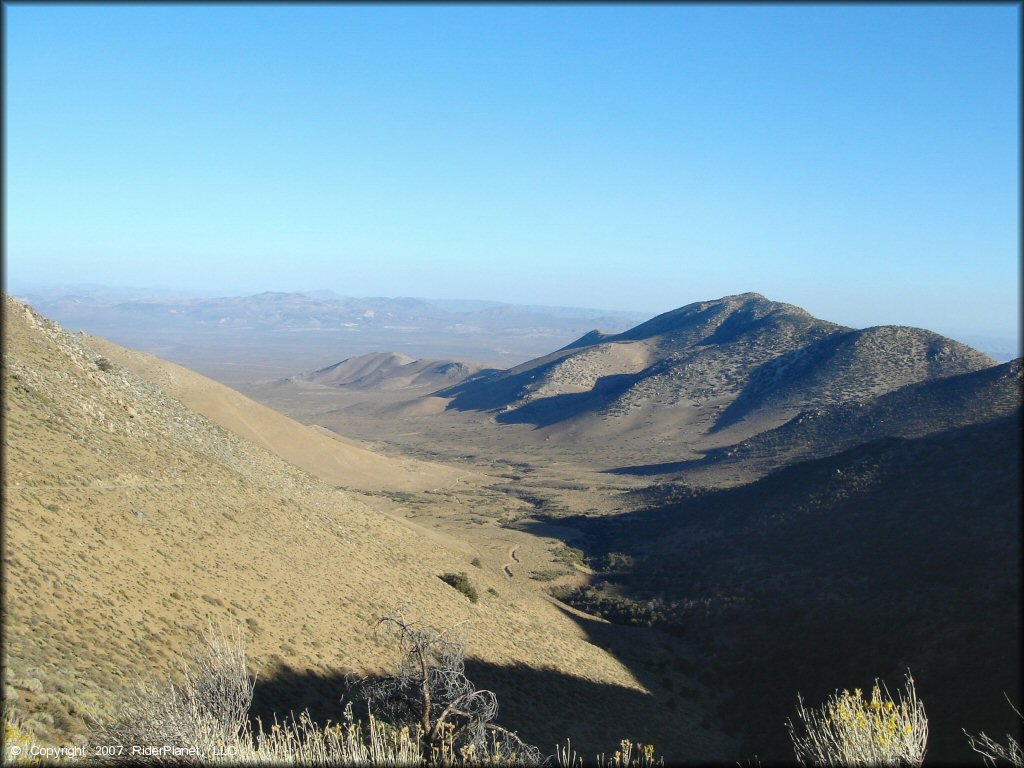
(345, 609, 541, 764)
(964, 694, 1024, 767)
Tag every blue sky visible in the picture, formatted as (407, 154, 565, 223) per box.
(4, 4, 1020, 348)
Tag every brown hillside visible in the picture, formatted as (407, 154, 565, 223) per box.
(438, 293, 996, 454)
(85, 337, 469, 493)
(2, 296, 731, 758)
(295, 351, 491, 393)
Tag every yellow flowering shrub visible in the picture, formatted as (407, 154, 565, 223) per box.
(3, 706, 40, 765)
(787, 672, 928, 766)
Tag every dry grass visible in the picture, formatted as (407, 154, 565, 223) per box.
(90, 622, 651, 766)
(3, 296, 723, 759)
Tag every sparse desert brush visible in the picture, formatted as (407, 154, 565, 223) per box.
(553, 546, 587, 569)
(787, 671, 928, 766)
(4, 705, 34, 763)
(2, 704, 61, 765)
(963, 695, 1024, 767)
(439, 572, 479, 603)
(94, 622, 256, 762)
(89, 616, 668, 765)
(556, 738, 662, 767)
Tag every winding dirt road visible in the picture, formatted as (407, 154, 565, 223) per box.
(502, 546, 520, 578)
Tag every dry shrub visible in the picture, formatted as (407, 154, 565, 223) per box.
(93, 623, 255, 763)
(964, 695, 1024, 767)
(4, 704, 38, 764)
(91, 619, 535, 765)
(556, 738, 662, 767)
(787, 671, 928, 767)
(88, 616, 669, 766)
(346, 611, 539, 764)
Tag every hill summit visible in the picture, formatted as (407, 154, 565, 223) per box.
(438, 292, 995, 449)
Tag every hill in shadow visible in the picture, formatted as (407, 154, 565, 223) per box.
(548, 413, 1022, 762)
(608, 357, 1022, 482)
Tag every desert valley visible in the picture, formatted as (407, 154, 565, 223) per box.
(7, 5, 1018, 764)
(3, 288, 1020, 764)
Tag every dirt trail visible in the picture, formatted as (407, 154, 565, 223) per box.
(502, 546, 520, 578)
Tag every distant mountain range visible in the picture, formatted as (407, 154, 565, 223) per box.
(438, 292, 997, 452)
(13, 287, 649, 338)
(11, 287, 652, 379)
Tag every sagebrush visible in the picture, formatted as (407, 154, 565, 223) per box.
(787, 672, 928, 767)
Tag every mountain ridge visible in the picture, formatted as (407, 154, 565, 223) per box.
(437, 292, 996, 452)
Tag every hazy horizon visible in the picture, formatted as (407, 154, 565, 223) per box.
(6, 5, 1019, 352)
(7, 278, 1019, 360)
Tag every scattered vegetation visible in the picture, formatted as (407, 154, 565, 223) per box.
(80, 617, 668, 766)
(964, 695, 1024, 767)
(787, 672, 928, 766)
(553, 545, 587, 569)
(379, 490, 419, 504)
(557, 738, 661, 767)
(6, 617, 1018, 766)
(438, 572, 479, 603)
(551, 586, 670, 628)
(346, 611, 539, 763)
(3, 705, 36, 764)
(470, 557, 482, 568)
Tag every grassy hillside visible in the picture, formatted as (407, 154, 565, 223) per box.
(84, 335, 472, 493)
(2, 296, 730, 759)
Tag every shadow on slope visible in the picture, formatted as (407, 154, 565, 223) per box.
(607, 357, 1022, 479)
(710, 326, 995, 434)
(550, 414, 1023, 763)
(603, 459, 700, 477)
(248, 638, 731, 762)
(492, 372, 644, 428)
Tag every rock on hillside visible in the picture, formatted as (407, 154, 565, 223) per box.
(711, 323, 996, 431)
(438, 293, 996, 448)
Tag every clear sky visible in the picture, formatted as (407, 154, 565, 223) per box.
(5, 4, 1020, 347)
